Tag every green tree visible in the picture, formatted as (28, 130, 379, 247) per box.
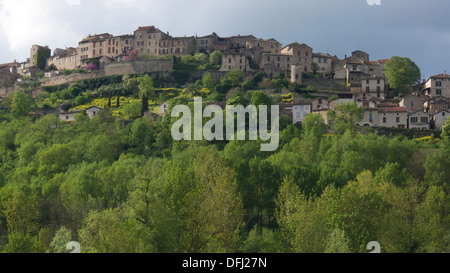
(311, 62, 319, 76)
(209, 51, 223, 66)
(325, 229, 351, 253)
(227, 69, 244, 87)
(11, 91, 34, 118)
(3, 191, 41, 235)
(202, 72, 215, 89)
(137, 74, 155, 115)
(441, 118, 450, 139)
(49, 226, 73, 253)
(384, 56, 421, 95)
(327, 102, 364, 135)
(79, 208, 143, 253)
(185, 147, 244, 253)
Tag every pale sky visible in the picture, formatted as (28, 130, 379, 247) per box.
(0, 0, 449, 79)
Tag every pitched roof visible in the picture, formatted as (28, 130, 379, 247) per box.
(429, 72, 450, 79)
(378, 107, 407, 113)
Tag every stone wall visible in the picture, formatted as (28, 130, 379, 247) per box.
(103, 59, 173, 76)
(0, 86, 15, 97)
(40, 59, 173, 87)
(302, 78, 348, 91)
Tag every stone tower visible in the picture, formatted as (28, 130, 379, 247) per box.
(291, 65, 303, 84)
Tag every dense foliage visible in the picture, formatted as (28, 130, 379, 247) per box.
(0, 72, 448, 254)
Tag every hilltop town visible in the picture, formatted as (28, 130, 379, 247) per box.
(0, 25, 449, 131)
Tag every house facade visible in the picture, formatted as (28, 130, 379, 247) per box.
(220, 52, 250, 71)
(280, 43, 313, 73)
(433, 110, 450, 130)
(361, 77, 385, 99)
(399, 94, 424, 113)
(378, 107, 408, 128)
(423, 72, 450, 98)
(312, 53, 332, 74)
(407, 110, 430, 130)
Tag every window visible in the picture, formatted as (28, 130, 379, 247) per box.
(383, 117, 387, 123)
(296, 112, 301, 119)
(369, 114, 373, 122)
(366, 87, 370, 92)
(436, 81, 442, 87)
(396, 117, 400, 123)
(421, 117, 428, 123)
(436, 89, 442, 95)
(443, 112, 446, 116)
(323, 58, 328, 63)
(377, 79, 380, 84)
(366, 79, 370, 84)
(411, 117, 418, 123)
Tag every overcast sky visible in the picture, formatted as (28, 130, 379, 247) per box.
(0, 0, 449, 79)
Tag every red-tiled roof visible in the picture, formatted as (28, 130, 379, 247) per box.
(378, 107, 407, 113)
(430, 73, 450, 79)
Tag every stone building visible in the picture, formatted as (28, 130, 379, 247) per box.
(77, 33, 116, 62)
(399, 94, 424, 113)
(433, 110, 450, 129)
(47, 47, 80, 70)
(246, 38, 282, 54)
(407, 110, 430, 130)
(423, 72, 450, 98)
(312, 53, 332, 74)
(196, 32, 227, 53)
(378, 107, 408, 128)
(280, 42, 313, 72)
(220, 52, 250, 71)
(30, 45, 50, 67)
(361, 76, 386, 99)
(423, 96, 450, 115)
(260, 53, 293, 72)
(0, 63, 18, 87)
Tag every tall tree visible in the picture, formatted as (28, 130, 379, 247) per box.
(137, 74, 155, 115)
(384, 56, 421, 95)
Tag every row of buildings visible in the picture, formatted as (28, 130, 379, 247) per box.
(0, 25, 386, 84)
(277, 72, 450, 130)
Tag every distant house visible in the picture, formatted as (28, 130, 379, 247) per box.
(311, 97, 329, 110)
(220, 52, 249, 72)
(59, 110, 82, 122)
(378, 107, 408, 128)
(358, 108, 379, 127)
(361, 77, 386, 99)
(85, 106, 102, 118)
(423, 72, 450, 98)
(433, 110, 450, 130)
(407, 110, 430, 130)
(423, 96, 450, 115)
(399, 94, 424, 113)
(159, 102, 169, 116)
(312, 53, 333, 74)
(280, 103, 311, 125)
